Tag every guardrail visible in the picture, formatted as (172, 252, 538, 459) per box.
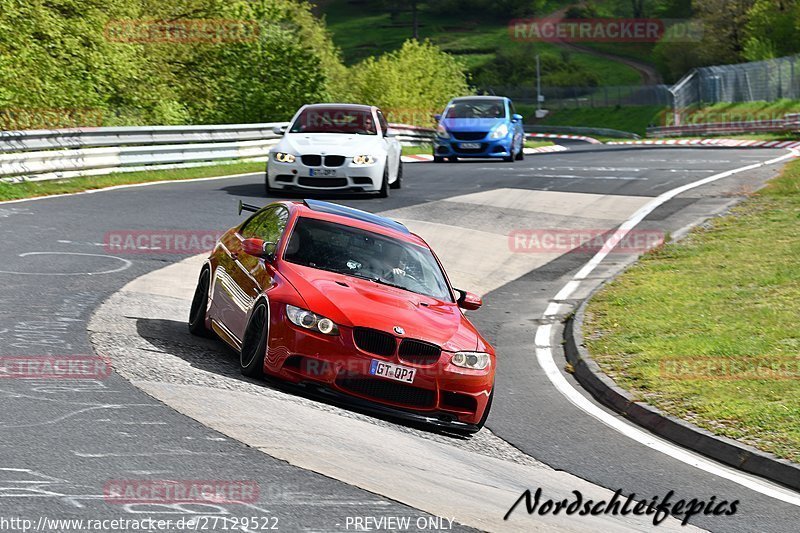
(647, 113, 800, 138)
(0, 122, 435, 183)
(524, 124, 640, 139)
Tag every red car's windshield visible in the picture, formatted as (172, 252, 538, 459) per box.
(284, 217, 453, 301)
(289, 107, 377, 135)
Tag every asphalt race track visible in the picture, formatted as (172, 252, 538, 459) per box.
(1, 145, 799, 532)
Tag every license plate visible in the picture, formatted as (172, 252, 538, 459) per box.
(369, 360, 416, 384)
(459, 142, 481, 149)
(310, 168, 336, 176)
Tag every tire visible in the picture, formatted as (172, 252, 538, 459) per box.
(188, 267, 213, 338)
(240, 301, 269, 378)
(475, 388, 494, 430)
(447, 156, 458, 162)
(515, 147, 525, 161)
(378, 162, 390, 198)
(503, 152, 514, 162)
(433, 156, 445, 163)
(265, 174, 274, 196)
(390, 160, 402, 189)
(452, 388, 493, 435)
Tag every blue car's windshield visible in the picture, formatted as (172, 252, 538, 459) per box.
(444, 99, 506, 119)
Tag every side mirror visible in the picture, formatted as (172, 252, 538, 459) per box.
(512, 114, 523, 122)
(433, 113, 442, 122)
(455, 289, 482, 310)
(242, 238, 276, 259)
(272, 125, 287, 135)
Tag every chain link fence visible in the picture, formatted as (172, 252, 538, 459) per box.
(671, 54, 800, 110)
(482, 85, 671, 108)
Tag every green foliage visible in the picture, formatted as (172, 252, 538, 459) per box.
(471, 47, 600, 89)
(427, 0, 547, 18)
(742, 0, 800, 60)
(0, 0, 352, 126)
(346, 39, 471, 126)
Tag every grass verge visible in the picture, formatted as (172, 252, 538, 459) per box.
(0, 161, 265, 202)
(533, 106, 666, 136)
(584, 159, 800, 463)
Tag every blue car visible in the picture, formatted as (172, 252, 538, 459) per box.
(433, 96, 525, 162)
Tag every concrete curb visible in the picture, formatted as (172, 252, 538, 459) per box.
(564, 295, 800, 492)
(400, 144, 568, 162)
(607, 138, 800, 149)
(526, 132, 602, 144)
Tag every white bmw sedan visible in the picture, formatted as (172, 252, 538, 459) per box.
(266, 104, 402, 197)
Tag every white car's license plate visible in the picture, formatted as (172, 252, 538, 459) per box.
(369, 360, 416, 384)
(310, 168, 336, 176)
(459, 142, 481, 149)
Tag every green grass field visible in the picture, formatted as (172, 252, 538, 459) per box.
(533, 106, 665, 135)
(0, 162, 265, 201)
(319, 0, 641, 86)
(584, 159, 800, 462)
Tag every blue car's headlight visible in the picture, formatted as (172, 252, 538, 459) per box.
(436, 123, 449, 139)
(489, 124, 509, 139)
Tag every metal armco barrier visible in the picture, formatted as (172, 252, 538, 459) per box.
(0, 122, 434, 182)
(647, 113, 800, 138)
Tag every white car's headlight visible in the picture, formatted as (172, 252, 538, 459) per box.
(352, 155, 376, 165)
(274, 152, 296, 163)
(436, 123, 449, 139)
(489, 124, 509, 139)
(286, 304, 339, 335)
(450, 351, 490, 370)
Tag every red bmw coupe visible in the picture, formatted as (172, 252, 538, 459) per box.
(189, 199, 495, 433)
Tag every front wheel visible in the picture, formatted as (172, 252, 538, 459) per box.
(378, 162, 390, 198)
(515, 147, 525, 161)
(188, 268, 213, 338)
(390, 160, 402, 189)
(475, 388, 493, 431)
(240, 302, 269, 378)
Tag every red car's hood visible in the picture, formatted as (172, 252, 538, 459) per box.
(279, 263, 481, 352)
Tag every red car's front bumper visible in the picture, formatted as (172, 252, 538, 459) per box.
(264, 305, 494, 428)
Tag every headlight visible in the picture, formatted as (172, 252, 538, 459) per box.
(274, 152, 295, 163)
(436, 123, 449, 139)
(352, 155, 376, 165)
(489, 124, 509, 139)
(450, 351, 490, 370)
(286, 304, 339, 336)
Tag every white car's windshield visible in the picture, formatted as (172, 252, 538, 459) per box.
(289, 107, 377, 135)
(284, 217, 453, 301)
(444, 99, 507, 119)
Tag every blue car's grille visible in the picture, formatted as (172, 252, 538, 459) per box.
(451, 131, 488, 141)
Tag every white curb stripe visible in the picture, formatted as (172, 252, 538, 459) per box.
(536, 147, 800, 506)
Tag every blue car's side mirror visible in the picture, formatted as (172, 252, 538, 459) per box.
(434, 113, 442, 121)
(512, 114, 523, 122)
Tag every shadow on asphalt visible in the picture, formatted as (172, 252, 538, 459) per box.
(134, 317, 472, 440)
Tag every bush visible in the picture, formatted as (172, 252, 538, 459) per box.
(346, 39, 472, 127)
(471, 47, 599, 88)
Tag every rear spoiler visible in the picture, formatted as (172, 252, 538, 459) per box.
(238, 200, 262, 216)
